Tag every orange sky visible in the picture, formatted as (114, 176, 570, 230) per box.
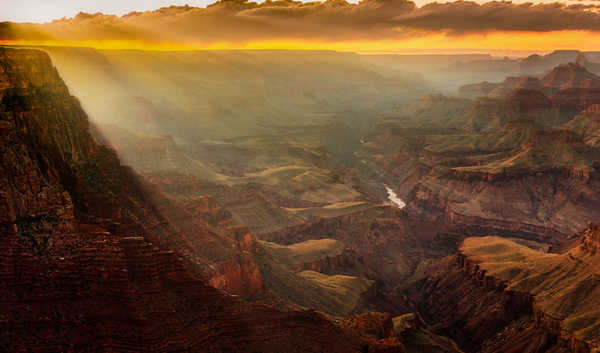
(2, 1, 600, 54)
(3, 30, 599, 54)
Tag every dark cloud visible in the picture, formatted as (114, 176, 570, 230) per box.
(398, 1, 600, 34)
(3, 0, 600, 44)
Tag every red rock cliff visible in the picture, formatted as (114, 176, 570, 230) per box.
(0, 47, 399, 352)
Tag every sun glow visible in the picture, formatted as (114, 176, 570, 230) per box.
(3, 30, 600, 53)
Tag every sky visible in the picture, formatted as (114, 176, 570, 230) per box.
(0, 0, 581, 23)
(2, 0, 600, 52)
(0, 1, 208, 23)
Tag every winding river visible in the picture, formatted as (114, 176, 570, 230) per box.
(384, 185, 406, 209)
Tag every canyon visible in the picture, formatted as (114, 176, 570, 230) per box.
(3, 43, 600, 353)
(0, 47, 416, 352)
(358, 62, 600, 244)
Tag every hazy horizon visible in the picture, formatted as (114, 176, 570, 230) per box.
(3, 0, 600, 52)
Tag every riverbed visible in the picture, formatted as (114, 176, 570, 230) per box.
(384, 185, 406, 209)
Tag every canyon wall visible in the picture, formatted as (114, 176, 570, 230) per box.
(0, 47, 406, 352)
(410, 230, 600, 353)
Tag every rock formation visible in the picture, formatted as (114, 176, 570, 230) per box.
(410, 224, 600, 353)
(359, 61, 600, 241)
(0, 47, 408, 352)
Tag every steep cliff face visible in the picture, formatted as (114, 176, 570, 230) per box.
(551, 87, 600, 116)
(488, 77, 546, 98)
(0, 232, 369, 352)
(0, 48, 93, 236)
(457, 232, 600, 351)
(566, 106, 600, 147)
(462, 92, 565, 133)
(541, 63, 600, 89)
(407, 160, 600, 242)
(342, 312, 408, 353)
(410, 255, 582, 353)
(410, 228, 600, 353)
(0, 47, 407, 352)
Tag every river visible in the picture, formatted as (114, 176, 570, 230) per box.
(384, 185, 406, 209)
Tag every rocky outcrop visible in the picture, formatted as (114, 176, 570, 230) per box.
(459, 63, 600, 119)
(488, 77, 546, 99)
(0, 231, 374, 352)
(581, 223, 600, 253)
(457, 245, 596, 352)
(463, 94, 563, 133)
(411, 232, 600, 352)
(565, 108, 600, 147)
(298, 248, 366, 274)
(204, 226, 265, 296)
(411, 252, 589, 353)
(342, 312, 407, 353)
(519, 50, 597, 75)
(261, 204, 406, 245)
(542, 63, 600, 89)
(407, 173, 590, 243)
(550, 87, 600, 115)
(402, 124, 600, 240)
(505, 88, 553, 111)
(0, 48, 94, 235)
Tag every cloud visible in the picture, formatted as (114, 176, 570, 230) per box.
(3, 0, 600, 44)
(398, 1, 600, 34)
